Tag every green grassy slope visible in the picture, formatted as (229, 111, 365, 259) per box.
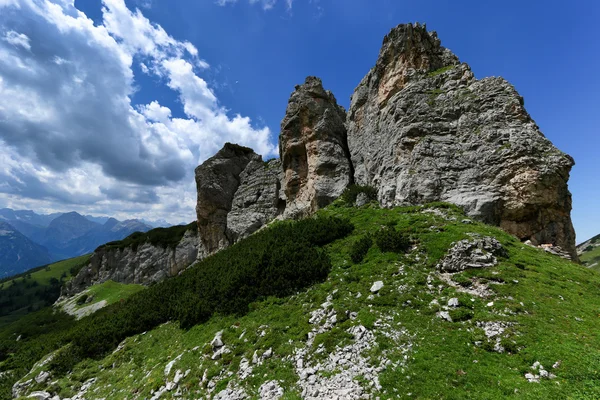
(0, 255, 90, 327)
(5, 203, 600, 399)
(578, 234, 600, 272)
(56, 280, 145, 320)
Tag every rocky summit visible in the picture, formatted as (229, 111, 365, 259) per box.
(346, 23, 576, 259)
(195, 143, 284, 255)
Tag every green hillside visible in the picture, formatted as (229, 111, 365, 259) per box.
(2, 202, 600, 399)
(0, 255, 90, 327)
(56, 280, 145, 320)
(578, 234, 600, 272)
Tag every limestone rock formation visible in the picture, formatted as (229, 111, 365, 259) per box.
(347, 23, 577, 258)
(64, 228, 201, 296)
(227, 158, 284, 243)
(195, 143, 283, 253)
(279, 76, 353, 219)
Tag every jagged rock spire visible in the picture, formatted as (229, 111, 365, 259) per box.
(279, 76, 353, 219)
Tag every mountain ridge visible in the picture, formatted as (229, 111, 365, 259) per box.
(0, 210, 153, 277)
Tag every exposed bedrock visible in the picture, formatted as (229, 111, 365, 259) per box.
(346, 23, 576, 259)
(279, 76, 353, 219)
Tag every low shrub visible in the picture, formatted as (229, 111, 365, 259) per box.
(449, 308, 474, 322)
(99, 222, 197, 251)
(374, 226, 410, 253)
(340, 185, 377, 206)
(75, 294, 88, 306)
(350, 235, 373, 264)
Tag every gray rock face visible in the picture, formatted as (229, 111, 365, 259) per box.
(195, 143, 258, 254)
(437, 236, 507, 272)
(347, 23, 577, 259)
(64, 229, 201, 296)
(227, 158, 284, 243)
(195, 143, 284, 254)
(279, 76, 353, 219)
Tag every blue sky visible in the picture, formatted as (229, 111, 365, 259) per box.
(0, 0, 598, 241)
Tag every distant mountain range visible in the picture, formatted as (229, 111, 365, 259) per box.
(0, 208, 156, 277)
(0, 222, 52, 278)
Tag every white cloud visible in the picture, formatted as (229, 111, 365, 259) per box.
(3, 30, 31, 50)
(0, 0, 277, 223)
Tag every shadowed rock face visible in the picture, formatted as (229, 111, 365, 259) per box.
(195, 143, 257, 254)
(195, 143, 283, 254)
(279, 76, 353, 219)
(347, 23, 577, 259)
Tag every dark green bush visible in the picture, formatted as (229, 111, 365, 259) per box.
(76, 294, 88, 305)
(350, 235, 373, 263)
(340, 185, 377, 206)
(449, 308, 474, 322)
(99, 222, 197, 251)
(374, 226, 410, 253)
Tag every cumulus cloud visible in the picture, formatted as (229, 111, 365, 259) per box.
(0, 0, 277, 223)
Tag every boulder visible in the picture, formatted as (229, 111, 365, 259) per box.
(437, 236, 507, 272)
(347, 23, 577, 259)
(279, 76, 353, 219)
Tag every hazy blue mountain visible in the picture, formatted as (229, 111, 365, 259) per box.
(0, 209, 154, 271)
(61, 218, 152, 255)
(0, 208, 61, 227)
(0, 222, 51, 277)
(139, 218, 172, 228)
(41, 212, 100, 254)
(83, 215, 113, 225)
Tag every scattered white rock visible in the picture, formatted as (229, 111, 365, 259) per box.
(262, 348, 273, 360)
(525, 361, 557, 383)
(259, 380, 284, 400)
(27, 392, 52, 400)
(437, 311, 452, 322)
(211, 331, 224, 349)
(370, 281, 384, 293)
(34, 371, 50, 384)
(448, 298, 459, 307)
(164, 353, 183, 376)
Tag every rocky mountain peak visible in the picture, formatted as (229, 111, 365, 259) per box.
(366, 22, 461, 108)
(347, 22, 577, 259)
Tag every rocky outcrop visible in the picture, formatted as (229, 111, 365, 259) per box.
(195, 143, 284, 253)
(227, 158, 285, 243)
(63, 229, 201, 296)
(195, 143, 258, 254)
(347, 23, 577, 258)
(437, 237, 507, 272)
(279, 76, 353, 219)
